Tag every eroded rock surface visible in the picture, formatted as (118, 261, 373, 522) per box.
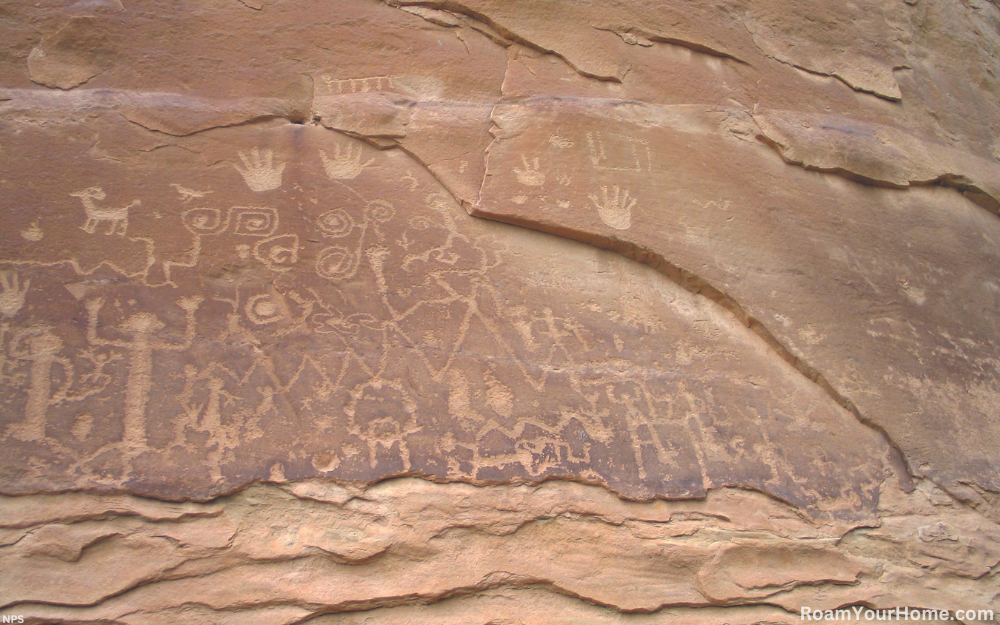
(0, 0, 998, 621)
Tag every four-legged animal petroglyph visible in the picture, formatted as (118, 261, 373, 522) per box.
(0, 270, 29, 318)
(589, 185, 635, 230)
(233, 147, 285, 192)
(70, 187, 140, 235)
(85, 296, 202, 450)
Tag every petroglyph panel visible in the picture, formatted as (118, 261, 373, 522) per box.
(4, 0, 1000, 618)
(478, 100, 1000, 497)
(0, 116, 888, 518)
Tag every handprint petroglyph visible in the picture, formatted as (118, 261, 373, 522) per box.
(319, 142, 375, 180)
(0, 270, 29, 318)
(70, 186, 139, 235)
(589, 185, 635, 230)
(233, 147, 285, 192)
(513, 155, 546, 187)
(20, 220, 43, 241)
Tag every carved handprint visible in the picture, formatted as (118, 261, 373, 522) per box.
(0, 270, 29, 318)
(319, 142, 375, 180)
(233, 147, 285, 192)
(513, 155, 546, 187)
(588, 185, 635, 230)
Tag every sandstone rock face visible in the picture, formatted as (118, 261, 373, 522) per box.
(0, 0, 998, 622)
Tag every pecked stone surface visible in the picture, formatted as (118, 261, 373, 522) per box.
(0, 113, 890, 517)
(0, 0, 999, 620)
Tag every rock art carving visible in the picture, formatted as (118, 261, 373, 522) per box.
(170, 183, 213, 203)
(232, 147, 285, 192)
(253, 233, 300, 271)
(589, 185, 635, 230)
(319, 142, 375, 180)
(0, 270, 29, 318)
(85, 296, 202, 449)
(513, 155, 546, 186)
(20, 221, 43, 241)
(585, 131, 652, 173)
(317, 208, 354, 237)
(315, 199, 394, 282)
(320, 74, 395, 94)
(2, 0, 1000, 616)
(70, 186, 139, 235)
(8, 326, 66, 441)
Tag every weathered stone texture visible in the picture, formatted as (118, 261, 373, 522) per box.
(0, 0, 998, 621)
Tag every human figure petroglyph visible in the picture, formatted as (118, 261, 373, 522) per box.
(589, 185, 635, 230)
(605, 381, 674, 480)
(0, 270, 29, 318)
(232, 147, 285, 192)
(319, 142, 375, 180)
(8, 326, 67, 441)
(585, 131, 652, 173)
(170, 184, 213, 203)
(70, 187, 139, 235)
(4, 327, 116, 443)
(513, 155, 546, 187)
(85, 296, 202, 449)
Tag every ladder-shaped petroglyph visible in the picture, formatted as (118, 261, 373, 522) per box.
(585, 131, 652, 173)
(319, 74, 395, 95)
(319, 141, 375, 180)
(0, 270, 29, 318)
(317, 74, 442, 99)
(70, 187, 140, 235)
(232, 147, 285, 192)
(85, 296, 202, 450)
